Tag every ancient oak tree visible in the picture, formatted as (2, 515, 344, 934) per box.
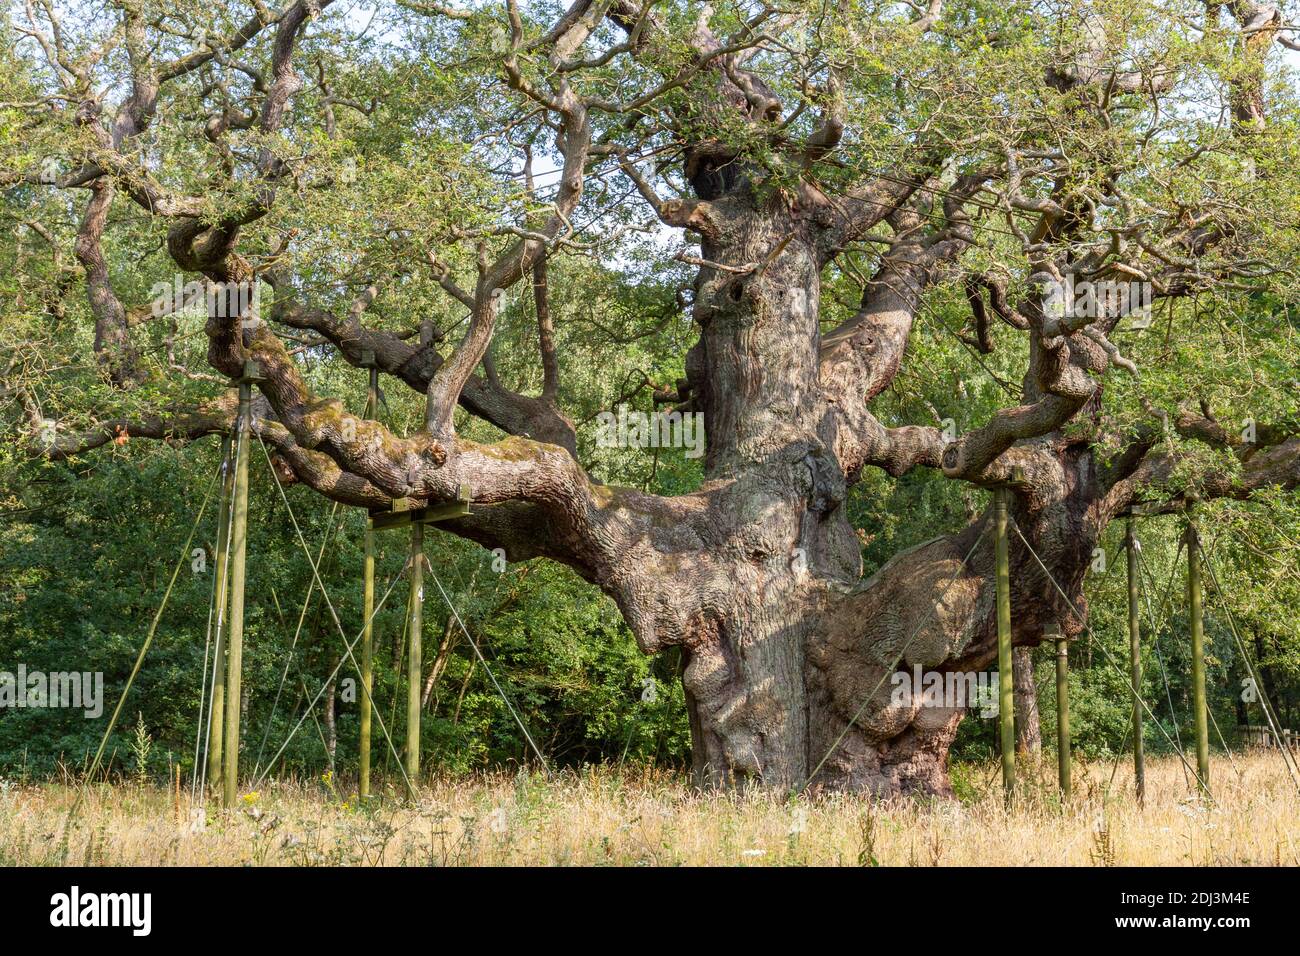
(4, 0, 1300, 793)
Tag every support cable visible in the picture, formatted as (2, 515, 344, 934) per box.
(1133, 540, 1190, 787)
(251, 558, 414, 793)
(1199, 546, 1300, 794)
(69, 464, 221, 822)
(1143, 536, 1245, 782)
(190, 477, 223, 801)
(1206, 702, 1246, 781)
(426, 565, 552, 777)
(1105, 721, 1134, 797)
(196, 436, 241, 801)
(1012, 525, 1213, 802)
(252, 432, 418, 796)
(383, 587, 411, 776)
(191, 443, 236, 804)
(800, 525, 989, 794)
(252, 501, 342, 777)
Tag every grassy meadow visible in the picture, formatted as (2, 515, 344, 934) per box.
(1, 752, 1297, 866)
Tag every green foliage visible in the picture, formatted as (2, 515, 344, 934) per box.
(0, 443, 691, 781)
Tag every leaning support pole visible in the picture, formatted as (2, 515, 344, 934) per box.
(1054, 630, 1071, 802)
(994, 487, 1015, 800)
(207, 433, 236, 791)
(1186, 513, 1211, 797)
(359, 358, 378, 800)
(405, 521, 424, 791)
(223, 361, 260, 808)
(1126, 519, 1145, 805)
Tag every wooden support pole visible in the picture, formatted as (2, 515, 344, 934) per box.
(994, 487, 1015, 800)
(1055, 633, 1071, 802)
(223, 362, 260, 808)
(1126, 518, 1145, 805)
(365, 479, 469, 796)
(1186, 514, 1211, 796)
(405, 520, 424, 790)
(359, 358, 378, 800)
(207, 432, 235, 791)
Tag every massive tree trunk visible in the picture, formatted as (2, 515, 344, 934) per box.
(606, 187, 1106, 794)
(663, 458, 1099, 794)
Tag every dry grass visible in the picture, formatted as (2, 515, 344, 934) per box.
(2, 752, 1298, 866)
